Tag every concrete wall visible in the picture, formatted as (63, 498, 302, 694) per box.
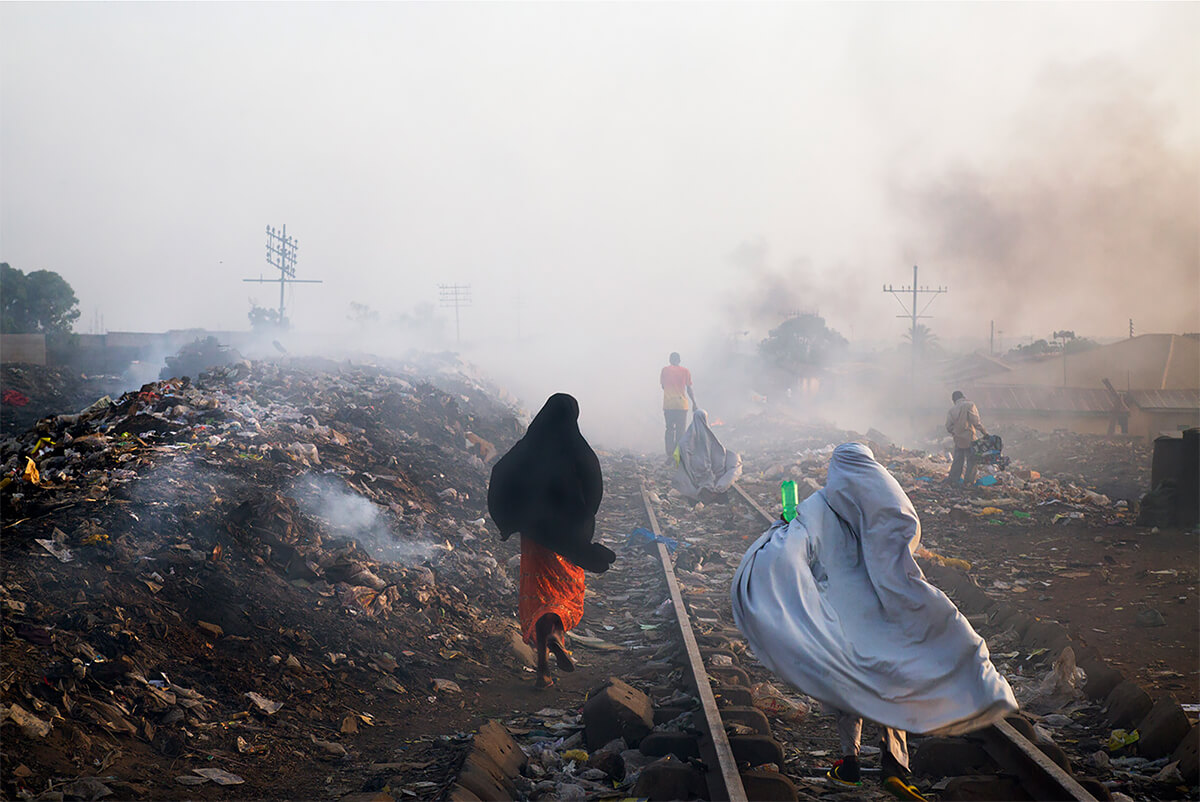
(987, 409, 1115, 436)
(0, 334, 47, 365)
(1130, 408, 1200, 441)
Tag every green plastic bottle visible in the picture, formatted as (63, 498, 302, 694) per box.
(780, 480, 798, 522)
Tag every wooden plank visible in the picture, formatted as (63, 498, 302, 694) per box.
(982, 720, 1096, 801)
(641, 484, 747, 802)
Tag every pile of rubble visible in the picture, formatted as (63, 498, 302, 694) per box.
(998, 424, 1153, 502)
(748, 438, 1138, 530)
(0, 365, 127, 439)
(0, 355, 537, 800)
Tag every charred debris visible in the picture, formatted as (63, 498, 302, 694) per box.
(0, 355, 530, 798)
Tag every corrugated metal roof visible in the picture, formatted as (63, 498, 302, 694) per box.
(968, 386, 1119, 413)
(1128, 389, 1200, 411)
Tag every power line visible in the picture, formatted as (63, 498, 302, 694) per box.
(243, 224, 323, 328)
(438, 283, 472, 344)
(883, 265, 947, 375)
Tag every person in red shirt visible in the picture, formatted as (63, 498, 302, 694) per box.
(660, 352, 696, 458)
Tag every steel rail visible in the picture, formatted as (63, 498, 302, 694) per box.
(729, 480, 1097, 802)
(640, 483, 748, 802)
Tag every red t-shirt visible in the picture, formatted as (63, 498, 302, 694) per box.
(660, 365, 692, 410)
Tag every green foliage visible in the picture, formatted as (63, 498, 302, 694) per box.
(1008, 338, 1053, 357)
(758, 313, 848, 371)
(348, 302, 380, 327)
(248, 304, 288, 332)
(1007, 335, 1098, 357)
(1063, 337, 1098, 354)
(903, 323, 942, 357)
(1, 263, 81, 334)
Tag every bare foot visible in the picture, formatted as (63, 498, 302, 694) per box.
(548, 636, 575, 672)
(535, 674, 555, 688)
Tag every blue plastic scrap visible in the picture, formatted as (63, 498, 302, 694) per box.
(627, 527, 681, 553)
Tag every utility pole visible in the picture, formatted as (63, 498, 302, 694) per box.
(1129, 318, 1134, 339)
(990, 320, 994, 355)
(438, 283, 471, 344)
(883, 265, 947, 375)
(243, 224, 322, 328)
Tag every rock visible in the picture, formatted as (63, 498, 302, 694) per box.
(1137, 694, 1190, 759)
(61, 779, 113, 800)
(555, 783, 587, 801)
(619, 748, 656, 779)
(912, 738, 992, 777)
(1076, 778, 1114, 800)
(1104, 681, 1153, 728)
(1040, 714, 1073, 728)
(713, 685, 753, 707)
(729, 734, 785, 767)
(1004, 715, 1036, 740)
(717, 705, 771, 735)
(1034, 740, 1071, 772)
(506, 630, 536, 667)
(638, 732, 700, 759)
(582, 677, 653, 750)
(653, 706, 692, 726)
(473, 720, 527, 777)
(1172, 724, 1199, 785)
(937, 775, 1026, 801)
(457, 751, 517, 802)
(1021, 620, 1073, 657)
(739, 768, 799, 801)
(446, 785, 481, 802)
(1135, 608, 1166, 628)
(1079, 657, 1124, 700)
(1152, 761, 1185, 784)
(586, 744, 626, 781)
(632, 755, 706, 801)
(707, 665, 751, 686)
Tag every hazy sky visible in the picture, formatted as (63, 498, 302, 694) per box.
(2, 2, 1197, 355)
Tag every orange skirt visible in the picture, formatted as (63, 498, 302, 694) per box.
(519, 537, 585, 645)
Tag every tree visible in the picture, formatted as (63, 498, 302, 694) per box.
(348, 302, 380, 327)
(248, 303, 287, 333)
(758, 313, 848, 372)
(0, 263, 81, 334)
(903, 323, 942, 357)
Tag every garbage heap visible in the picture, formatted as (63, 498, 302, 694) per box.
(0, 355, 533, 799)
(746, 433, 1142, 529)
(1, 364, 127, 439)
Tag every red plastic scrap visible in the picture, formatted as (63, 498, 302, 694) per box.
(2, 389, 30, 406)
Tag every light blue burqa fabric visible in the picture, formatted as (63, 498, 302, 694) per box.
(731, 442, 1017, 735)
(672, 409, 743, 500)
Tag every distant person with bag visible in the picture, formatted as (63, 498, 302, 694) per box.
(946, 390, 988, 485)
(660, 352, 696, 459)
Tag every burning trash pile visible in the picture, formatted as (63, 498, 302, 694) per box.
(0, 355, 537, 800)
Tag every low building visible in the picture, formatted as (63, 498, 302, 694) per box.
(966, 334, 1200, 441)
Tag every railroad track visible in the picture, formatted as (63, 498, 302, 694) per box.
(631, 475, 1099, 801)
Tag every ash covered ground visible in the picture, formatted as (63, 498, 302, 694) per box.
(1, 355, 1195, 801)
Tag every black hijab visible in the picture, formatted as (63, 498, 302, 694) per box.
(487, 393, 614, 573)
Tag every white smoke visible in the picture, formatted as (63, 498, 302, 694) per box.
(293, 474, 436, 564)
